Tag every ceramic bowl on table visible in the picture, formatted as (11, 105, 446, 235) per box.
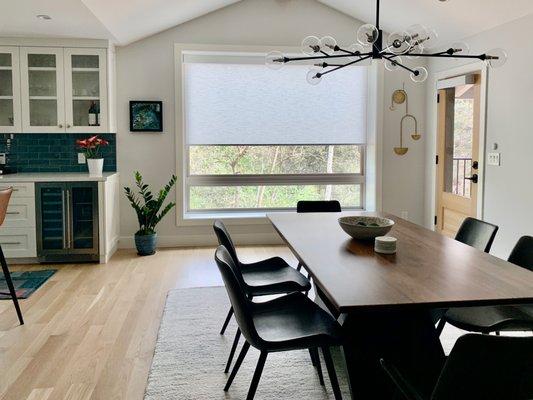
(338, 216, 395, 240)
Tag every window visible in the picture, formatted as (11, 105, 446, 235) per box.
(182, 51, 368, 215)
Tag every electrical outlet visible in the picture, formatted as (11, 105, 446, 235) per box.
(487, 152, 500, 166)
(78, 153, 86, 164)
(401, 211, 409, 220)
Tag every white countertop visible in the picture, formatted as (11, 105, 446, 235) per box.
(0, 172, 118, 182)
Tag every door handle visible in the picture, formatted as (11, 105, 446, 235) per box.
(465, 174, 478, 184)
(472, 161, 479, 170)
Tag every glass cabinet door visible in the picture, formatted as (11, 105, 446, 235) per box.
(37, 185, 67, 252)
(64, 48, 107, 133)
(0, 47, 21, 132)
(69, 184, 98, 251)
(20, 47, 65, 132)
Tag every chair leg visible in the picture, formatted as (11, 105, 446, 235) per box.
(246, 351, 268, 400)
(225, 328, 241, 373)
(322, 346, 342, 400)
(308, 348, 317, 366)
(220, 306, 233, 335)
(311, 347, 324, 386)
(495, 331, 500, 336)
(435, 318, 446, 337)
(224, 341, 250, 391)
(0, 245, 23, 325)
(296, 262, 303, 272)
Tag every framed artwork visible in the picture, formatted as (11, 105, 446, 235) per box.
(129, 101, 163, 132)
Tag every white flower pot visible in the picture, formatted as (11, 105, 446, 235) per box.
(87, 158, 104, 176)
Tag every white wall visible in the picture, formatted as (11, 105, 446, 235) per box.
(424, 13, 533, 258)
(115, 0, 427, 247)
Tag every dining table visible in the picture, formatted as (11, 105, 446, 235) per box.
(267, 211, 533, 400)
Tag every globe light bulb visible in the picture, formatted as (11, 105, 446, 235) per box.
(406, 24, 429, 46)
(383, 57, 402, 72)
(450, 41, 470, 55)
(387, 31, 411, 55)
(320, 36, 338, 55)
(301, 36, 321, 56)
(407, 43, 424, 59)
(357, 24, 379, 46)
(265, 51, 285, 70)
(486, 48, 508, 68)
(306, 68, 323, 86)
(410, 66, 428, 83)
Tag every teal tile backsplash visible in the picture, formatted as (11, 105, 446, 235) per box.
(1, 134, 116, 173)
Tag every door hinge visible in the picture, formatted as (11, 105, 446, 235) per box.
(437, 93, 440, 103)
(434, 215, 438, 225)
(436, 155, 439, 165)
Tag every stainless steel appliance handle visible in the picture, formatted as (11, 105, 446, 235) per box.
(6, 211, 20, 215)
(62, 189, 67, 249)
(66, 189, 71, 248)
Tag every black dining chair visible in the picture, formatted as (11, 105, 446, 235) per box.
(0, 187, 24, 325)
(213, 220, 311, 372)
(454, 217, 499, 253)
(381, 334, 533, 400)
(436, 236, 533, 336)
(215, 245, 344, 400)
(296, 200, 341, 273)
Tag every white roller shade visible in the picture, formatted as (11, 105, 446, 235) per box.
(183, 53, 368, 145)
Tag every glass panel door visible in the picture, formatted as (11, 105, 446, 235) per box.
(70, 185, 97, 250)
(64, 49, 107, 132)
(0, 47, 21, 132)
(21, 47, 65, 132)
(39, 186, 66, 251)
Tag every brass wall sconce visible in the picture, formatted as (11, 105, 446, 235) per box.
(390, 86, 421, 155)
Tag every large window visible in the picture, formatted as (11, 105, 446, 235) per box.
(182, 51, 368, 214)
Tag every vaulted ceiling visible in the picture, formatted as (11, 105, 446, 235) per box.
(2, 0, 533, 46)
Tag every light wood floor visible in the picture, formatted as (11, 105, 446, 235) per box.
(0, 246, 297, 400)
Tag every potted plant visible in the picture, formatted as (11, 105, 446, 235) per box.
(124, 172, 177, 256)
(76, 135, 109, 176)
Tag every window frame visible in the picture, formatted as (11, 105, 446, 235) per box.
(175, 44, 380, 225)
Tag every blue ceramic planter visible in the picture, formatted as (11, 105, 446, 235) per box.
(135, 233, 157, 256)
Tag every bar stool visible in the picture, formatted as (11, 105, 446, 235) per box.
(0, 187, 24, 325)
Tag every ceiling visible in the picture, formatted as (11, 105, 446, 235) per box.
(1, 0, 533, 46)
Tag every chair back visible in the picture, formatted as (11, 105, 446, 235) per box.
(432, 334, 533, 400)
(508, 236, 533, 272)
(0, 187, 13, 227)
(454, 217, 498, 253)
(214, 245, 262, 347)
(213, 220, 240, 264)
(296, 200, 341, 213)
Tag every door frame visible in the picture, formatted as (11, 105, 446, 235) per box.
(429, 62, 488, 229)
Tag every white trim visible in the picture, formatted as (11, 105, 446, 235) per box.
(0, 46, 22, 133)
(0, 37, 110, 49)
(428, 61, 488, 228)
(174, 43, 380, 226)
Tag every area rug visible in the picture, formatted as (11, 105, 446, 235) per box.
(0, 269, 56, 299)
(144, 286, 352, 399)
(144, 286, 473, 400)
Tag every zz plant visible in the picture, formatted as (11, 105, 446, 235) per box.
(124, 172, 177, 236)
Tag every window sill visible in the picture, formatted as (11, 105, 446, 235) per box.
(180, 210, 281, 226)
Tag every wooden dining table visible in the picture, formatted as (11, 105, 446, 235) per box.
(268, 211, 533, 399)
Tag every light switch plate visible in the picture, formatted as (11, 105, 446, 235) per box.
(78, 153, 86, 164)
(487, 152, 500, 166)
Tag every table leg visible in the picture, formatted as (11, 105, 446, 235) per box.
(341, 309, 446, 400)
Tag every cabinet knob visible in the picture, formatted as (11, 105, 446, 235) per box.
(58, 124, 63, 128)
(67, 124, 71, 128)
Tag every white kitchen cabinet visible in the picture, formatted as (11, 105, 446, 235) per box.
(18, 46, 109, 133)
(0, 47, 22, 133)
(64, 48, 108, 133)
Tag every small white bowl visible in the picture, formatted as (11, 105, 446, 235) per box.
(338, 216, 395, 240)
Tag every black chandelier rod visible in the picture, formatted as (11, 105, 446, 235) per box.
(283, 52, 373, 62)
(383, 52, 489, 60)
(319, 55, 373, 77)
(381, 55, 417, 75)
(376, 0, 380, 30)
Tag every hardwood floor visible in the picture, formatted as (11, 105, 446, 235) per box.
(0, 246, 297, 400)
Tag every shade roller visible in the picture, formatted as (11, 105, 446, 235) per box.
(183, 52, 368, 145)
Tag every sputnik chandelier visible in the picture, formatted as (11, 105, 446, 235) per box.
(265, 0, 507, 85)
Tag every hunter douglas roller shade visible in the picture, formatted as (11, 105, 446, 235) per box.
(183, 52, 368, 145)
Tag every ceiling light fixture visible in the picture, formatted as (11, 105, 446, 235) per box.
(36, 14, 52, 20)
(266, 0, 507, 84)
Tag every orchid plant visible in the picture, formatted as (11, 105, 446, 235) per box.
(76, 135, 109, 159)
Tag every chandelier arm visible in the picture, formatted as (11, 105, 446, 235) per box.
(382, 55, 417, 75)
(320, 55, 373, 77)
(319, 50, 330, 57)
(283, 52, 372, 63)
(417, 53, 488, 60)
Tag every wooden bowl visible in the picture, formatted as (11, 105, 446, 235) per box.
(338, 216, 395, 240)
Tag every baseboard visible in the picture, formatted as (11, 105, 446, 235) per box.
(118, 231, 283, 249)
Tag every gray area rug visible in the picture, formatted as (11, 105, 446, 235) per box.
(144, 286, 475, 399)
